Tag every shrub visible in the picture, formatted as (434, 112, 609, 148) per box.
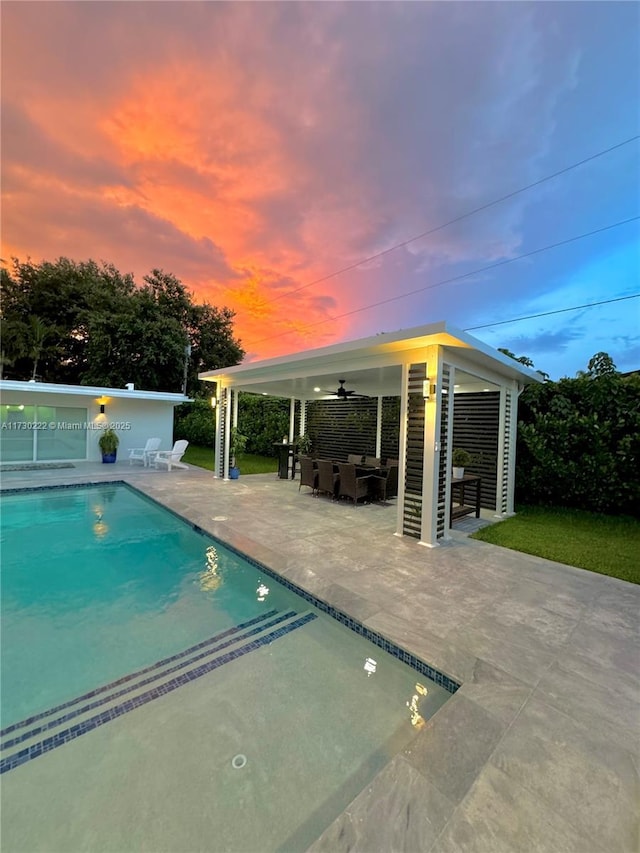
(173, 400, 215, 446)
(173, 393, 292, 455)
(516, 368, 640, 516)
(238, 394, 290, 455)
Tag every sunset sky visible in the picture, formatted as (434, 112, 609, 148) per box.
(2, 1, 638, 378)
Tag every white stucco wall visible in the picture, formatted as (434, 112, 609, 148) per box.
(0, 386, 184, 462)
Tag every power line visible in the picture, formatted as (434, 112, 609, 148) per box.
(241, 134, 639, 311)
(465, 293, 640, 332)
(245, 215, 639, 347)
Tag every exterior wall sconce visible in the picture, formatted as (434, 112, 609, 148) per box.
(210, 396, 217, 409)
(97, 396, 108, 414)
(100, 404, 106, 414)
(422, 381, 437, 399)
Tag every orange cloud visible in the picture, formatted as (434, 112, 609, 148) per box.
(92, 61, 361, 354)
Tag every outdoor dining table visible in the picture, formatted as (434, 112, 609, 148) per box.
(274, 442, 297, 480)
(355, 464, 386, 476)
(313, 460, 386, 476)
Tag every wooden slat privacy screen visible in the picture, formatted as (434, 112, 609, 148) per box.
(451, 391, 500, 510)
(436, 365, 451, 538)
(306, 398, 400, 462)
(216, 387, 229, 478)
(402, 364, 427, 538)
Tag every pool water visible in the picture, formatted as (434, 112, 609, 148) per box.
(1, 483, 454, 852)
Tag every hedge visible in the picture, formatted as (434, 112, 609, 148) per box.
(516, 370, 640, 516)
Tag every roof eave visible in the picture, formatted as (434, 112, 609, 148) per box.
(0, 380, 191, 403)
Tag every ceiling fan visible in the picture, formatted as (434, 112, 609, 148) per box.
(321, 379, 369, 400)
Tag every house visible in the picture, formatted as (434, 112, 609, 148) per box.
(0, 381, 189, 464)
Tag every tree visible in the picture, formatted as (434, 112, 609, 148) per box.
(1, 257, 135, 383)
(82, 290, 188, 391)
(587, 352, 617, 377)
(498, 347, 535, 368)
(0, 257, 244, 393)
(187, 302, 244, 396)
(498, 347, 549, 381)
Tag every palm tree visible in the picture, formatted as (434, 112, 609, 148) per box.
(27, 316, 60, 381)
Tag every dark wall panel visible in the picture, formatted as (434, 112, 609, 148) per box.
(452, 391, 499, 510)
(306, 398, 399, 462)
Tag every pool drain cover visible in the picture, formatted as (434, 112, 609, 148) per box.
(231, 754, 247, 769)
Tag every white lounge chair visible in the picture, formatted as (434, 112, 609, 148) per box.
(128, 437, 162, 467)
(152, 440, 189, 471)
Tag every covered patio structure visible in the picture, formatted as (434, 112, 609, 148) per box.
(200, 322, 541, 547)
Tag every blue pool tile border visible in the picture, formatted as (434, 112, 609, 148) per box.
(247, 567, 461, 694)
(1, 481, 462, 696)
(1, 612, 317, 774)
(1, 610, 298, 750)
(0, 608, 281, 738)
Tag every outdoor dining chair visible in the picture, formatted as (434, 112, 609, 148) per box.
(371, 462, 399, 503)
(316, 459, 339, 499)
(337, 462, 370, 506)
(298, 456, 318, 496)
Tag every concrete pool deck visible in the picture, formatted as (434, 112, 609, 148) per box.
(2, 462, 638, 852)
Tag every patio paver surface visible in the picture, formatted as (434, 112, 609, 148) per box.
(1, 462, 638, 852)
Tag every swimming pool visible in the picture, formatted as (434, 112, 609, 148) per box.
(1, 483, 456, 851)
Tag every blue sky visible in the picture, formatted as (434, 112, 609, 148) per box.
(2, 1, 638, 378)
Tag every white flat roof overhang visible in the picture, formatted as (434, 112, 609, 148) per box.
(0, 380, 190, 404)
(200, 321, 542, 399)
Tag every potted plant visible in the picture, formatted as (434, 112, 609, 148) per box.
(451, 447, 472, 479)
(297, 433, 312, 456)
(229, 426, 248, 479)
(99, 428, 119, 464)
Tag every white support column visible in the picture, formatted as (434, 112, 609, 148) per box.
(419, 346, 442, 548)
(506, 387, 518, 515)
(289, 397, 296, 441)
(375, 396, 383, 458)
(232, 390, 238, 429)
(213, 387, 222, 479)
(223, 388, 232, 480)
(495, 384, 518, 516)
(300, 400, 307, 435)
(395, 363, 410, 537)
(289, 397, 297, 478)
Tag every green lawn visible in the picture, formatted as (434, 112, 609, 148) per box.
(182, 444, 277, 475)
(471, 505, 640, 584)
